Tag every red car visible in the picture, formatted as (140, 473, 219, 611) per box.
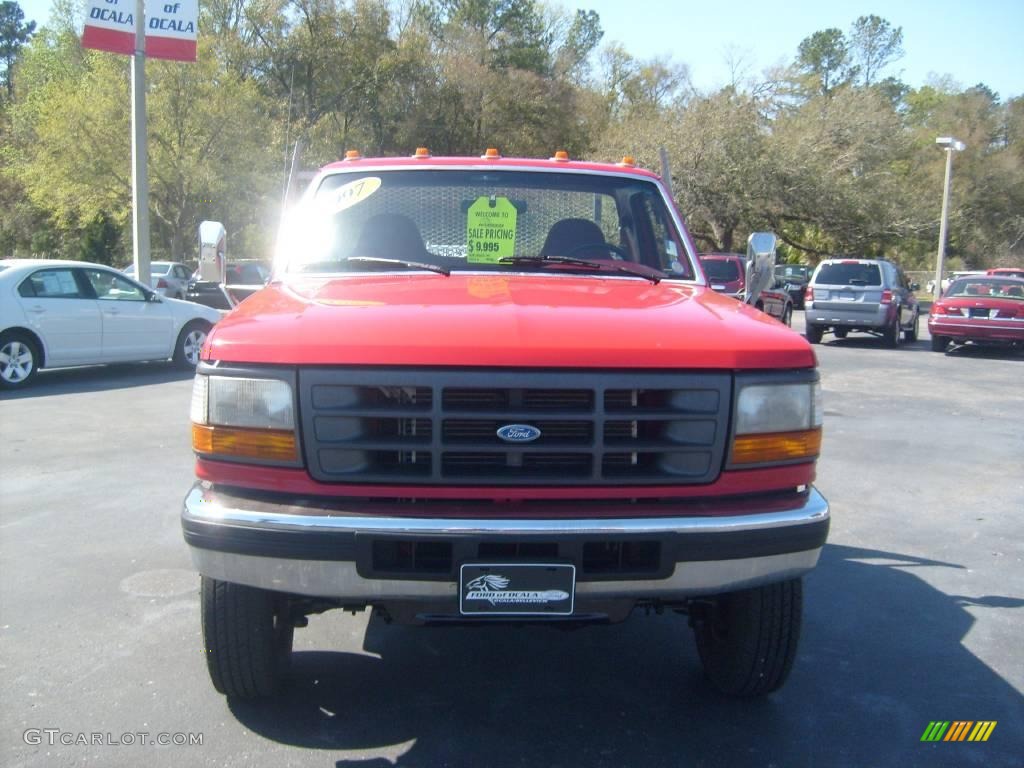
(929, 276, 1024, 352)
(699, 253, 793, 325)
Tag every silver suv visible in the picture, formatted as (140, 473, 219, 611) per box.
(804, 258, 919, 347)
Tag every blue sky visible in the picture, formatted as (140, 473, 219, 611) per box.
(585, 0, 1023, 99)
(15, 0, 1024, 100)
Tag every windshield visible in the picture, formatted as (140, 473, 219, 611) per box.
(279, 169, 695, 279)
(947, 279, 1024, 299)
(776, 265, 809, 279)
(701, 258, 741, 282)
(814, 262, 882, 286)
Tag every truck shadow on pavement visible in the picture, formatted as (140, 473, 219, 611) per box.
(0, 362, 194, 398)
(227, 543, 1024, 768)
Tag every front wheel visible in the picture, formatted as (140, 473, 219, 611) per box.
(174, 320, 211, 368)
(0, 331, 40, 390)
(201, 577, 294, 699)
(693, 578, 803, 697)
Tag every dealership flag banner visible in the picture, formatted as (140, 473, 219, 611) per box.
(82, 0, 198, 62)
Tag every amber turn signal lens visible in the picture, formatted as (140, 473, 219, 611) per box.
(730, 428, 822, 465)
(192, 424, 298, 463)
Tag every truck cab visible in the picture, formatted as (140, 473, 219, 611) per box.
(183, 151, 828, 699)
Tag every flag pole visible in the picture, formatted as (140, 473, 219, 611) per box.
(131, 0, 151, 287)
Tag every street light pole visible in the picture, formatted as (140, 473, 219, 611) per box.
(933, 137, 965, 301)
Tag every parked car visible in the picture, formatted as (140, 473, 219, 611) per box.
(0, 260, 222, 389)
(183, 152, 828, 701)
(804, 258, 920, 347)
(123, 261, 191, 299)
(224, 261, 271, 302)
(698, 253, 745, 299)
(774, 264, 812, 308)
(699, 254, 793, 325)
(928, 276, 1024, 352)
(987, 267, 1024, 279)
(187, 260, 271, 309)
(940, 270, 985, 295)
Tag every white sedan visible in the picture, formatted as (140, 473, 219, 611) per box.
(0, 259, 222, 389)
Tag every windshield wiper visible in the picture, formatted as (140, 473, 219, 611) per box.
(343, 256, 450, 276)
(500, 255, 663, 284)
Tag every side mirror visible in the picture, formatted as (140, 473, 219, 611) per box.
(146, 291, 162, 303)
(910, 282, 920, 291)
(744, 232, 777, 305)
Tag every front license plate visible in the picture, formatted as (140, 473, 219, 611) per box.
(459, 563, 575, 616)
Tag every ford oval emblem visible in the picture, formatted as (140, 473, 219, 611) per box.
(496, 424, 542, 443)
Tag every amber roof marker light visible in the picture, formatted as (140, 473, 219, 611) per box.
(617, 156, 637, 168)
(343, 150, 362, 161)
(551, 150, 570, 162)
(482, 148, 502, 159)
(413, 147, 432, 159)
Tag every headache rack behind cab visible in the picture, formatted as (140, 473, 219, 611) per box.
(300, 368, 731, 486)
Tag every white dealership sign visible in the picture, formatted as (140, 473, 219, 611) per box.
(82, 0, 197, 62)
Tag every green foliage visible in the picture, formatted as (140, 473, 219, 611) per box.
(849, 15, 903, 87)
(796, 28, 853, 97)
(0, 0, 35, 99)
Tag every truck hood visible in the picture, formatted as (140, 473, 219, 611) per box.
(205, 274, 815, 369)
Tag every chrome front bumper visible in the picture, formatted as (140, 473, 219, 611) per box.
(182, 484, 829, 601)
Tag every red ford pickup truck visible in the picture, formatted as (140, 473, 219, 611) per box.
(183, 151, 828, 699)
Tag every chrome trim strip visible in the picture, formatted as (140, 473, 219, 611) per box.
(183, 485, 829, 537)
(188, 547, 823, 600)
(928, 320, 1024, 331)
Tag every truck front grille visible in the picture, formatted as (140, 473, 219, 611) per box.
(300, 369, 731, 486)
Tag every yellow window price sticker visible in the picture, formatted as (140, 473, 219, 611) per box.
(331, 177, 381, 213)
(466, 196, 517, 263)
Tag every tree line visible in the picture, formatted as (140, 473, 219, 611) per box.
(1, 0, 1022, 271)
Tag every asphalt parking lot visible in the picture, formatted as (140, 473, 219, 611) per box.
(2, 313, 1022, 768)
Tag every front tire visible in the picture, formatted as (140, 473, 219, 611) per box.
(0, 331, 40, 390)
(693, 578, 803, 697)
(201, 577, 293, 699)
(174, 320, 211, 368)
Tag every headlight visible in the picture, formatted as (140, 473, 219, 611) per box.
(730, 380, 822, 466)
(190, 374, 299, 464)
